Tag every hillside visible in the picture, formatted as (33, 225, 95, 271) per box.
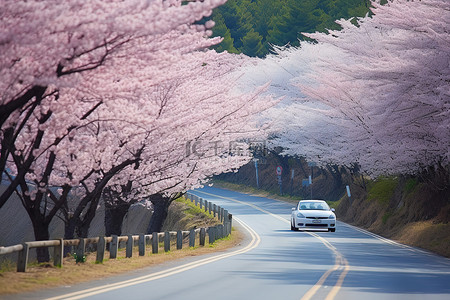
(209, 0, 373, 57)
(336, 175, 450, 257)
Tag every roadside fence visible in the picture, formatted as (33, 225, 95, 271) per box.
(0, 193, 232, 272)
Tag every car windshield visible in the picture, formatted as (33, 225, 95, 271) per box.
(298, 201, 330, 211)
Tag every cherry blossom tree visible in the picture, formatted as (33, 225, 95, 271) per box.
(0, 0, 227, 207)
(241, 0, 449, 177)
(59, 50, 274, 239)
(1, 0, 278, 262)
(97, 53, 275, 235)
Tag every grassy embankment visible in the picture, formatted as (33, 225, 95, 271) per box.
(0, 197, 243, 296)
(341, 176, 450, 258)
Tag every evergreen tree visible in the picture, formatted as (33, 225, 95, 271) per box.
(211, 14, 239, 53)
(265, 3, 292, 47)
(214, 0, 252, 50)
(240, 28, 267, 57)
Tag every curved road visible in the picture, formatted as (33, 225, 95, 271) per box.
(9, 186, 450, 300)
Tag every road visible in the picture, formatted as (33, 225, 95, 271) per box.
(8, 186, 450, 300)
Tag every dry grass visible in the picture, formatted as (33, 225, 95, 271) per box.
(393, 221, 450, 257)
(0, 229, 243, 296)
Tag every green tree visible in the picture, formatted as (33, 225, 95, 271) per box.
(240, 28, 267, 57)
(266, 0, 319, 47)
(213, 0, 253, 50)
(211, 14, 239, 53)
(310, 8, 339, 33)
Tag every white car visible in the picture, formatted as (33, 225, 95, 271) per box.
(291, 200, 336, 232)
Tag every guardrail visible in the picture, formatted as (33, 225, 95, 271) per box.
(0, 193, 232, 272)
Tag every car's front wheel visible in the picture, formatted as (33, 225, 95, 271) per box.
(291, 219, 298, 231)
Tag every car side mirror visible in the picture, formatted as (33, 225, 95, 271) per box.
(331, 208, 335, 212)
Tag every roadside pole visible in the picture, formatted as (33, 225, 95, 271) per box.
(276, 166, 283, 195)
(254, 158, 259, 189)
(308, 162, 316, 199)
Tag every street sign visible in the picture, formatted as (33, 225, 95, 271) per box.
(276, 166, 283, 176)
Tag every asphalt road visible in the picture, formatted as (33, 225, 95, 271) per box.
(8, 186, 450, 300)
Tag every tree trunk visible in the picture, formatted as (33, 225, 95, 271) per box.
(21, 183, 62, 263)
(63, 217, 76, 256)
(103, 183, 134, 237)
(104, 202, 131, 237)
(31, 218, 51, 263)
(147, 194, 172, 234)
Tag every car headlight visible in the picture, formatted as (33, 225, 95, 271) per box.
(297, 213, 305, 218)
(329, 214, 336, 219)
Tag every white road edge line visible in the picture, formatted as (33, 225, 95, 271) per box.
(193, 190, 350, 300)
(45, 217, 260, 300)
(341, 222, 427, 252)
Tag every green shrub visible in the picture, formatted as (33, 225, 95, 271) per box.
(405, 178, 418, 194)
(382, 212, 393, 224)
(368, 176, 399, 205)
(175, 197, 215, 219)
(72, 253, 86, 263)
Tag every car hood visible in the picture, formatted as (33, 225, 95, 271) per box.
(299, 210, 334, 218)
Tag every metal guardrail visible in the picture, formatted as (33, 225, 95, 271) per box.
(0, 193, 232, 272)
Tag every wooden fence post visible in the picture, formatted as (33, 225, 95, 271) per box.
(224, 210, 232, 236)
(17, 243, 29, 272)
(200, 228, 206, 246)
(219, 224, 224, 239)
(152, 232, 158, 254)
(208, 227, 215, 245)
(189, 229, 195, 248)
(110, 235, 118, 259)
(76, 238, 85, 260)
(177, 231, 182, 250)
(126, 235, 133, 258)
(96, 236, 106, 263)
(164, 232, 170, 252)
(139, 234, 145, 256)
(54, 238, 64, 268)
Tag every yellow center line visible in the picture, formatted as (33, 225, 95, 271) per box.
(325, 256, 350, 300)
(194, 189, 350, 300)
